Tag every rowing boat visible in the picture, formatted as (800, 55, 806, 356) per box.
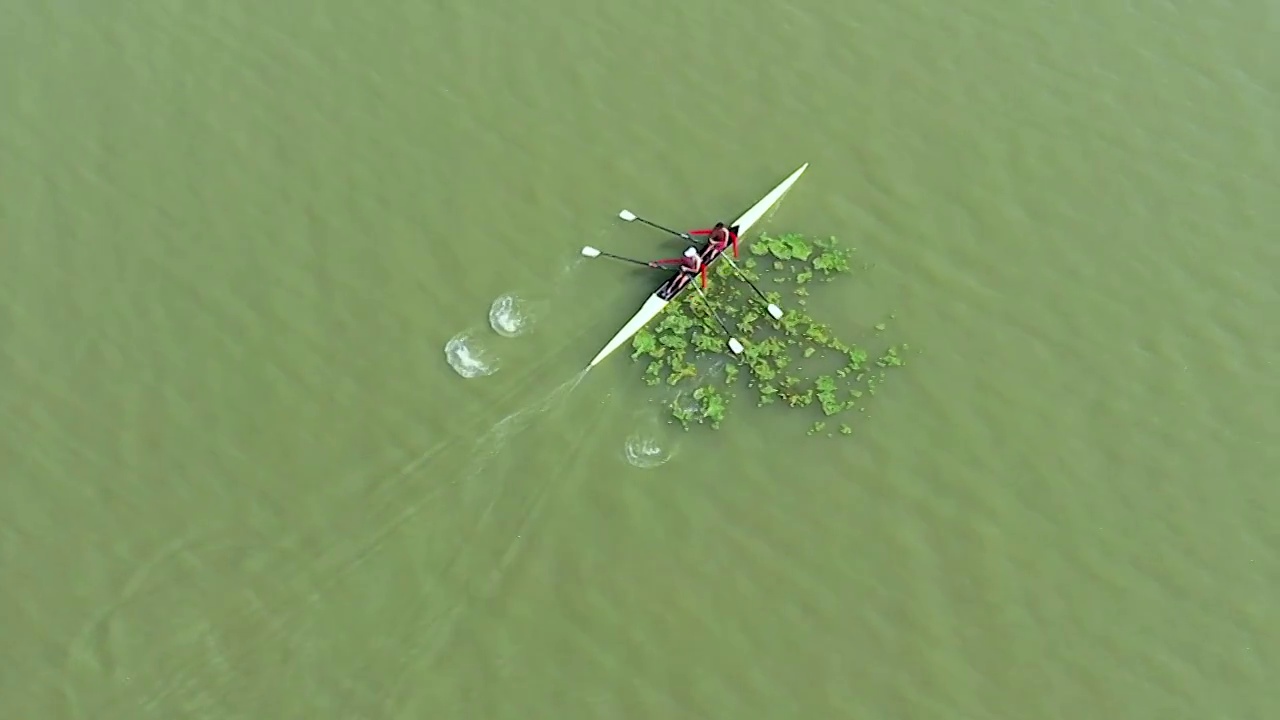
(586, 163, 809, 369)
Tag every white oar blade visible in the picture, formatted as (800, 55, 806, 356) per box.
(728, 338, 745, 355)
(767, 304, 784, 320)
(618, 210, 637, 221)
(581, 246, 602, 257)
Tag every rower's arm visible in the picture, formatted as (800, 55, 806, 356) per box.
(650, 258, 683, 266)
(687, 229, 712, 236)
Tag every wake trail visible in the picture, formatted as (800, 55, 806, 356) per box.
(459, 368, 590, 480)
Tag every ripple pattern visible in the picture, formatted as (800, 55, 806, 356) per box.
(623, 433, 674, 469)
(444, 332, 499, 378)
(621, 411, 679, 469)
(488, 293, 533, 338)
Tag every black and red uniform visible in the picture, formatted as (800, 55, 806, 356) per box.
(648, 248, 707, 288)
(688, 222, 739, 257)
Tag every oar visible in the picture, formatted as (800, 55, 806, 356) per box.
(720, 255, 785, 320)
(691, 283, 745, 355)
(581, 246, 662, 269)
(618, 210, 693, 240)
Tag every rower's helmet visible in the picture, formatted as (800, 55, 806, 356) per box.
(684, 247, 698, 259)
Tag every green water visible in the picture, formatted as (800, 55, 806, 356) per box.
(2, 0, 1276, 717)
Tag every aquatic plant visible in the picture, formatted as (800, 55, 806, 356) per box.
(629, 232, 910, 437)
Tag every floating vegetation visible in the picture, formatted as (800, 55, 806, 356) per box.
(629, 232, 911, 437)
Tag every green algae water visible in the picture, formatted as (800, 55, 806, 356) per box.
(2, 0, 1276, 717)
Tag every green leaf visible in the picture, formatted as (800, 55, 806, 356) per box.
(694, 385, 728, 427)
(630, 330, 657, 359)
(812, 247, 851, 274)
(782, 233, 812, 261)
(751, 362, 777, 381)
(693, 332, 723, 352)
(659, 333, 688, 349)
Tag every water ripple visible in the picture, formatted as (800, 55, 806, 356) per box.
(444, 332, 499, 378)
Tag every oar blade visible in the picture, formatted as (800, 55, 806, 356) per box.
(618, 210, 637, 221)
(767, 304, 784, 320)
(581, 246, 602, 257)
(728, 338, 745, 355)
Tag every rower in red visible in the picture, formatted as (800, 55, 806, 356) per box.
(648, 247, 708, 288)
(689, 222, 739, 257)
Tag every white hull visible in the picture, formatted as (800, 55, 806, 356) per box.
(728, 162, 810, 238)
(587, 163, 809, 369)
(587, 294, 670, 367)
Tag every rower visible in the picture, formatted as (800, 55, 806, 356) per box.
(689, 222, 739, 257)
(649, 247, 708, 287)
(649, 247, 702, 273)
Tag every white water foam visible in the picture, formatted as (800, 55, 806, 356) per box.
(445, 332, 499, 378)
(622, 409, 679, 469)
(623, 433, 674, 469)
(488, 293, 534, 338)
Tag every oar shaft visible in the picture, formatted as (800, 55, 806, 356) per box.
(692, 284, 734, 338)
(600, 251, 657, 268)
(635, 217, 691, 239)
(637, 215, 686, 235)
(723, 255, 771, 302)
(721, 256, 778, 315)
